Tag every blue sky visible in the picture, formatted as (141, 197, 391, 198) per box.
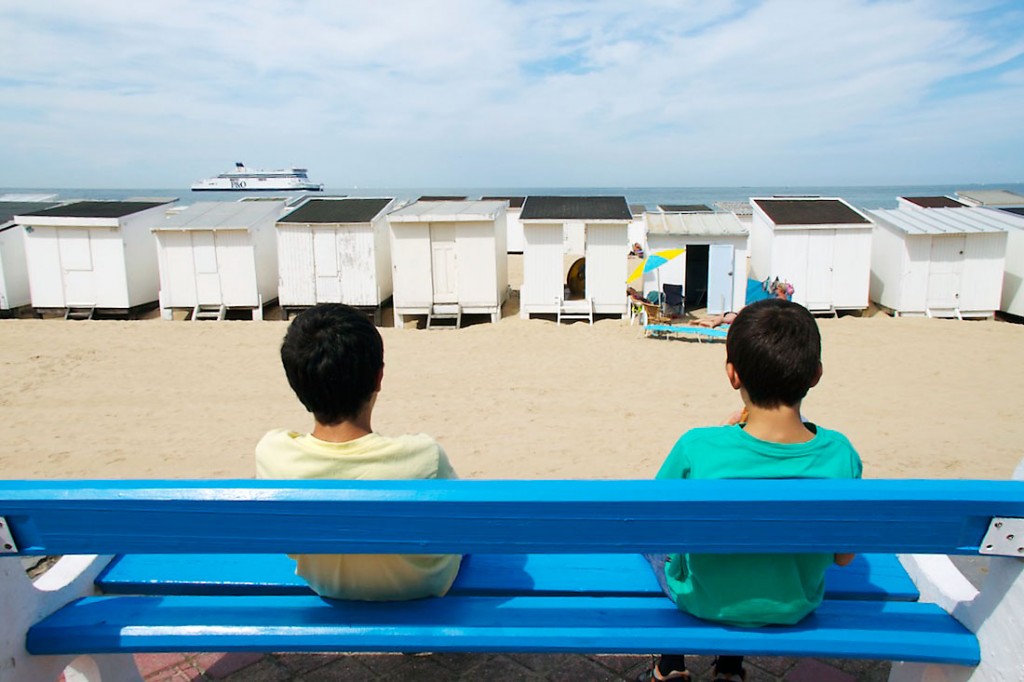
(1, 0, 1023, 188)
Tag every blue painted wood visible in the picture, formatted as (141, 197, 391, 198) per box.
(3, 479, 1022, 556)
(96, 552, 920, 601)
(26, 594, 979, 665)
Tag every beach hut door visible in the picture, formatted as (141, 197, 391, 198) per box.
(805, 231, 835, 310)
(706, 244, 734, 315)
(58, 228, 96, 306)
(430, 224, 458, 303)
(313, 230, 342, 302)
(191, 232, 222, 304)
(927, 236, 965, 310)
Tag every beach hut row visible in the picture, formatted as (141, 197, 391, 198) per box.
(2, 191, 1023, 323)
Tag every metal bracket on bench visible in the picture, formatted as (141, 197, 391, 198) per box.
(0, 516, 17, 554)
(979, 517, 1024, 556)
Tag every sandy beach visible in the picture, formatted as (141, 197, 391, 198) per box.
(1, 303, 1022, 482)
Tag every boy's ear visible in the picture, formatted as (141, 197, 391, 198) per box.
(725, 362, 743, 390)
(375, 365, 384, 392)
(809, 362, 823, 388)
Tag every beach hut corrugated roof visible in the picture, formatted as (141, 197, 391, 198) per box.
(520, 196, 631, 221)
(753, 199, 870, 225)
(658, 204, 713, 213)
(956, 190, 1024, 207)
(389, 200, 506, 222)
(279, 198, 393, 224)
(21, 201, 169, 219)
(645, 211, 748, 237)
(868, 208, 1013, 235)
(900, 196, 968, 209)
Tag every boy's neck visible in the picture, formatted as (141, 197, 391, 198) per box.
(741, 402, 814, 444)
(311, 408, 374, 443)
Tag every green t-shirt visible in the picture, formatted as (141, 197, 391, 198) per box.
(656, 423, 863, 627)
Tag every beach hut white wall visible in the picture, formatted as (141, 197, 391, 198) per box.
(749, 198, 873, 313)
(0, 201, 60, 312)
(628, 204, 647, 251)
(481, 197, 525, 253)
(867, 208, 1008, 318)
(644, 211, 749, 315)
(276, 197, 395, 320)
(991, 209, 1024, 317)
(16, 201, 170, 312)
(519, 196, 632, 320)
(387, 200, 508, 328)
(152, 201, 284, 320)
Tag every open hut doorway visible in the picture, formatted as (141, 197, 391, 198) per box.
(684, 245, 709, 309)
(566, 257, 586, 300)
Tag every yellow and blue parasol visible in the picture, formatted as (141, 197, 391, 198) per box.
(627, 248, 686, 284)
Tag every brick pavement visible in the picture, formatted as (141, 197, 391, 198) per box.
(130, 652, 892, 681)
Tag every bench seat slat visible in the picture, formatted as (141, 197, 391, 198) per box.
(96, 553, 920, 601)
(26, 595, 979, 666)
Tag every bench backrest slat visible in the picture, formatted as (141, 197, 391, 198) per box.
(3, 479, 1022, 556)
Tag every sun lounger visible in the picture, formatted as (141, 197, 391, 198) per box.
(644, 324, 728, 341)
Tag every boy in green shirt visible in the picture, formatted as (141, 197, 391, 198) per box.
(642, 298, 862, 682)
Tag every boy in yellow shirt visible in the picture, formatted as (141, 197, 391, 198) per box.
(256, 303, 461, 600)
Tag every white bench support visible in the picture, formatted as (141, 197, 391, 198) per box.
(0, 555, 142, 682)
(889, 459, 1024, 682)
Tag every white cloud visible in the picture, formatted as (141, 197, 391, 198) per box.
(0, 0, 1021, 186)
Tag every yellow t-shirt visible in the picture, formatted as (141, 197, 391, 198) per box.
(255, 428, 462, 601)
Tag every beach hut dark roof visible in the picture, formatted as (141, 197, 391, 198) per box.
(902, 196, 968, 209)
(658, 204, 713, 213)
(753, 199, 870, 225)
(520, 196, 632, 221)
(280, 198, 393, 224)
(418, 195, 467, 202)
(480, 196, 526, 208)
(20, 201, 169, 219)
(997, 207, 1024, 218)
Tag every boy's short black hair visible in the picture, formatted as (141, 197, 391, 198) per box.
(280, 303, 384, 425)
(726, 298, 821, 408)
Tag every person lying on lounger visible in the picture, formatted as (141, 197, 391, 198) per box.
(691, 311, 737, 328)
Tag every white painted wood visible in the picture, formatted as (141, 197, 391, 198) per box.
(0, 226, 31, 310)
(889, 459, 1024, 682)
(958, 232, 1006, 317)
(1002, 223, 1024, 317)
(585, 223, 628, 316)
(506, 207, 525, 253)
(521, 223, 564, 317)
(430, 224, 458, 304)
(926, 236, 966, 312)
(707, 243, 735, 315)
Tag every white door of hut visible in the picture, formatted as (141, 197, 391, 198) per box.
(707, 243, 734, 315)
(191, 232, 221, 304)
(313, 230, 341, 302)
(430, 224, 458, 304)
(805, 231, 835, 310)
(927, 235, 965, 311)
(58, 228, 95, 306)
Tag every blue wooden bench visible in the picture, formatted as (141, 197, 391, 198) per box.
(2, 476, 1023, 682)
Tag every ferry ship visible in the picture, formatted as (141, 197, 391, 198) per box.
(191, 163, 324, 191)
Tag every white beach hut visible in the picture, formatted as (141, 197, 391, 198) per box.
(989, 208, 1024, 318)
(16, 200, 172, 318)
(0, 200, 60, 315)
(749, 198, 873, 313)
(276, 197, 395, 323)
(518, 196, 632, 322)
(481, 196, 526, 253)
(387, 200, 508, 329)
(152, 201, 284, 321)
(643, 210, 749, 315)
(867, 208, 1009, 319)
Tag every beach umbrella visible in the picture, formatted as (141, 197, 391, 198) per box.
(626, 248, 686, 284)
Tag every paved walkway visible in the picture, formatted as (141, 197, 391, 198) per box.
(130, 651, 893, 681)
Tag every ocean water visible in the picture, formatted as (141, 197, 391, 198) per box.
(4, 183, 1024, 210)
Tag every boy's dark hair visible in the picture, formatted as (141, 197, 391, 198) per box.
(280, 303, 384, 425)
(726, 298, 821, 408)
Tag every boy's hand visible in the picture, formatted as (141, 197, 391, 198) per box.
(834, 553, 855, 566)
